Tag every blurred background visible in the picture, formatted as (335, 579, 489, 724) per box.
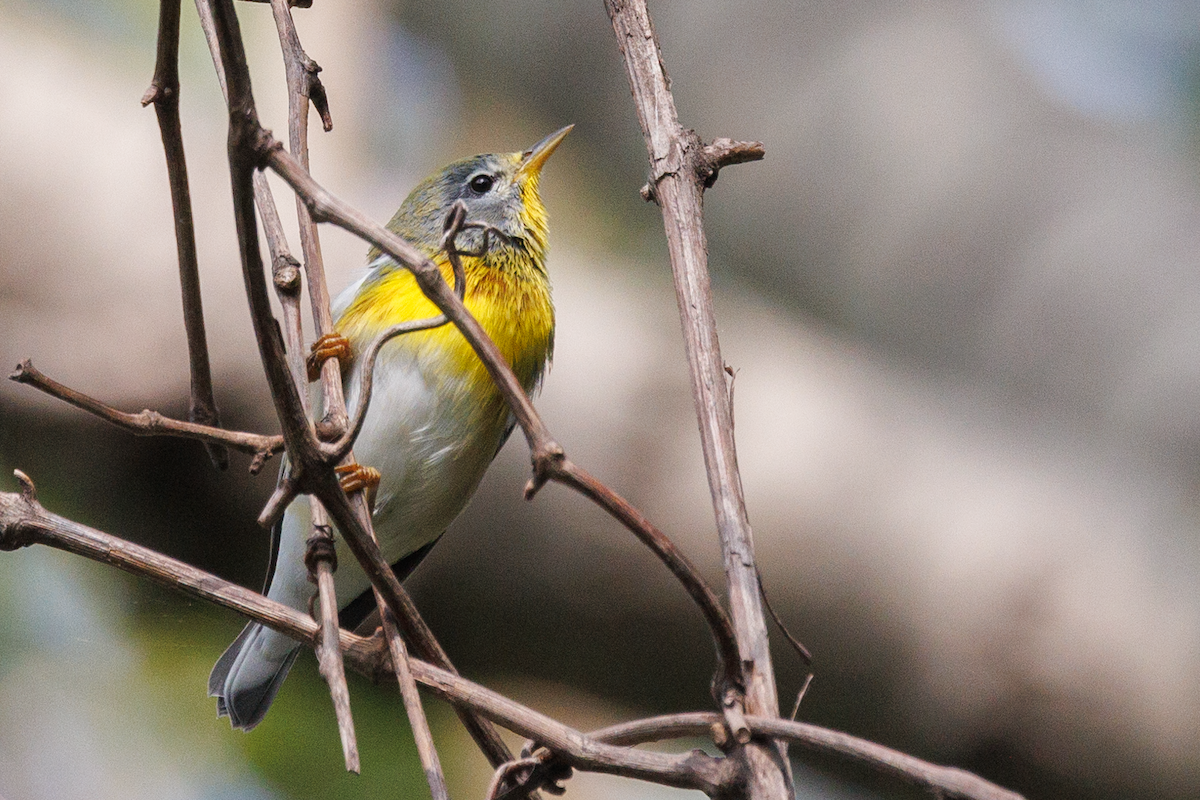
(1, 0, 1199, 798)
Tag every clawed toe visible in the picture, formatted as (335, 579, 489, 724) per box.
(336, 463, 381, 495)
(306, 332, 352, 382)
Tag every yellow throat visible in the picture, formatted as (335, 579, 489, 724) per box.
(335, 128, 570, 423)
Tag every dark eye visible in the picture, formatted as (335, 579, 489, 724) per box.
(469, 174, 495, 194)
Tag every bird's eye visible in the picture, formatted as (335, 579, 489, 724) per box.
(469, 174, 495, 194)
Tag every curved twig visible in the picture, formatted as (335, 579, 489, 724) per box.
(322, 206, 521, 464)
(320, 315, 448, 464)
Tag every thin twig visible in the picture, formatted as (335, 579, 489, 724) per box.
(788, 674, 813, 722)
(586, 713, 1024, 800)
(143, 0, 228, 471)
(380, 608, 449, 800)
(9, 360, 283, 472)
(755, 565, 812, 665)
(320, 206, 489, 465)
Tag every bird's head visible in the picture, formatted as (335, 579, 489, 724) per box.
(385, 125, 573, 265)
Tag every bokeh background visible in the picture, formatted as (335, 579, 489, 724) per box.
(2, 1, 1199, 798)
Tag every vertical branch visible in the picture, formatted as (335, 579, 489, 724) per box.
(265, 3, 447, 795)
(195, 0, 317, 463)
(604, 1, 787, 797)
(310, 527, 361, 771)
(259, 164, 361, 770)
(267, 0, 345, 432)
(143, 0, 228, 470)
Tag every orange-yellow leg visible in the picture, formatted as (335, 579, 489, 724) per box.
(336, 463, 381, 495)
(306, 332, 352, 382)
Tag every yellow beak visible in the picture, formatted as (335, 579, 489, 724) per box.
(519, 124, 574, 177)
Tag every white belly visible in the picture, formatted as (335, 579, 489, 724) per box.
(267, 344, 508, 613)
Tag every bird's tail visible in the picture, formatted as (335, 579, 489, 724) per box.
(208, 621, 302, 731)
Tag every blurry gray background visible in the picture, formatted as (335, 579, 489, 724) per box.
(1, 1, 1198, 798)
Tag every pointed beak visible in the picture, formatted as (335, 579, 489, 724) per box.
(518, 124, 574, 177)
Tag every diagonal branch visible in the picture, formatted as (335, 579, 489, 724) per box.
(10, 359, 283, 472)
(143, 0, 228, 471)
(0, 476, 1023, 800)
(265, 1, 446, 792)
(0, 477, 732, 796)
(201, 0, 513, 782)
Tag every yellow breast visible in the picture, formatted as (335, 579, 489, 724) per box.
(336, 254, 554, 422)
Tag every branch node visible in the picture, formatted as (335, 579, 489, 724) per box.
(273, 253, 303, 294)
(639, 181, 658, 203)
(722, 690, 752, 745)
(259, 478, 299, 529)
(525, 442, 566, 501)
(13, 470, 37, 504)
(710, 721, 731, 751)
(249, 448, 272, 475)
(305, 526, 338, 577)
(303, 58, 334, 133)
(140, 82, 172, 107)
(252, 128, 285, 170)
(9, 359, 34, 384)
(697, 137, 765, 190)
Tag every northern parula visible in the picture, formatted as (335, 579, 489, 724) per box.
(209, 125, 570, 730)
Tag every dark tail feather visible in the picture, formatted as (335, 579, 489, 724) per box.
(209, 621, 301, 731)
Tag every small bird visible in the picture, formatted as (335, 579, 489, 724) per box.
(209, 126, 570, 730)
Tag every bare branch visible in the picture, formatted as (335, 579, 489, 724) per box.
(547, 461, 743, 695)
(306, 529, 360, 772)
(698, 138, 765, 189)
(263, 0, 450, 789)
(605, 0, 794, 794)
(0, 482, 732, 794)
(251, 0, 362, 769)
(589, 713, 1024, 800)
(144, 0, 229, 471)
(9, 359, 283, 472)
(380, 608, 449, 800)
(0, 479, 1025, 800)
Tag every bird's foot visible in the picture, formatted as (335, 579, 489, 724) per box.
(336, 463, 381, 495)
(306, 332, 352, 382)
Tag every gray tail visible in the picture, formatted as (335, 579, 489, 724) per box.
(208, 622, 301, 731)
